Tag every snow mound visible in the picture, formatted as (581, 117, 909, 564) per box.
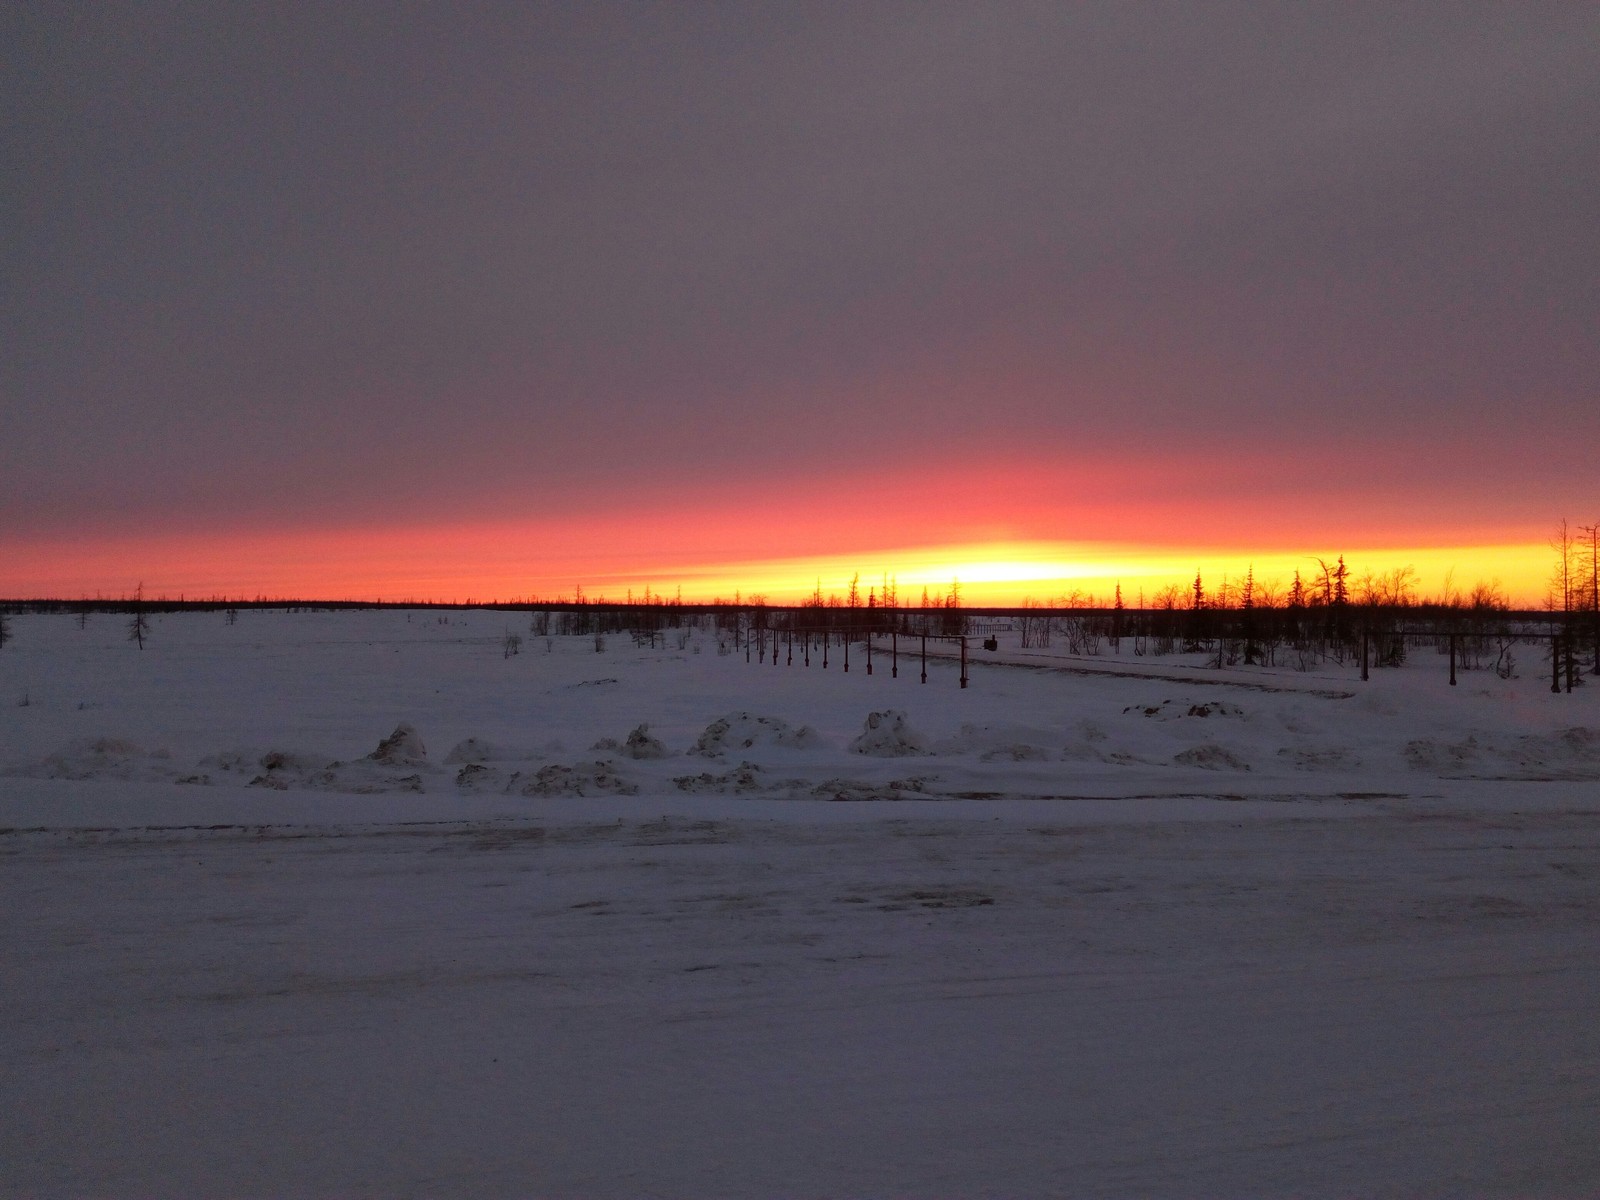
(673, 762, 766, 794)
(313, 768, 427, 794)
(1506, 727, 1600, 775)
(245, 739, 438, 794)
(594, 724, 671, 759)
(1185, 701, 1245, 719)
(368, 723, 428, 765)
(1405, 727, 1600, 779)
(195, 749, 276, 775)
(519, 761, 638, 797)
(1404, 736, 1483, 773)
(1173, 744, 1251, 771)
(453, 764, 512, 792)
(691, 712, 821, 756)
(256, 750, 325, 773)
(810, 776, 932, 801)
(849, 710, 930, 757)
(39, 738, 172, 781)
(1125, 700, 1246, 721)
(624, 723, 670, 759)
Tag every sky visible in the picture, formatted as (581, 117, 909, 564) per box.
(5, 2, 1597, 605)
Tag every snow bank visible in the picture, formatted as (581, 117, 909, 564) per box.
(849, 710, 930, 757)
(367, 723, 428, 765)
(691, 712, 822, 756)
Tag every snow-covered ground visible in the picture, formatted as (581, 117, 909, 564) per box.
(3, 609, 1598, 1196)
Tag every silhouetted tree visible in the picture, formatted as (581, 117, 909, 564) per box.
(1184, 570, 1206, 652)
(127, 584, 150, 650)
(1241, 565, 1259, 664)
(943, 577, 966, 635)
(1584, 522, 1600, 674)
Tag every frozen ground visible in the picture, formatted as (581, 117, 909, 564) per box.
(2, 609, 1598, 1197)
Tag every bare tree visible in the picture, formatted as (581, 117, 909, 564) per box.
(127, 583, 150, 650)
(1240, 565, 1259, 665)
(1546, 521, 1586, 687)
(1549, 520, 1578, 615)
(1582, 522, 1600, 675)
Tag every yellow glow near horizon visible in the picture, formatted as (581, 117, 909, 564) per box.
(1, 522, 1556, 610)
(616, 540, 1553, 609)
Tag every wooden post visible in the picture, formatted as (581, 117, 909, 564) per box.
(1361, 630, 1369, 681)
(1552, 634, 1562, 693)
(892, 631, 898, 678)
(960, 635, 968, 689)
(1449, 633, 1457, 686)
(866, 633, 872, 675)
(786, 628, 792, 666)
(921, 635, 927, 684)
(803, 631, 810, 667)
(842, 634, 848, 672)
(822, 633, 828, 669)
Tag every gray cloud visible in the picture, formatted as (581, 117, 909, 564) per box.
(5, 1, 1597, 533)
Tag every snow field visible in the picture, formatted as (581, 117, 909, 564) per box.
(2, 608, 1596, 809)
(2, 608, 1598, 1197)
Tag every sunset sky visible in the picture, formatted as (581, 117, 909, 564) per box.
(6, 3, 1596, 605)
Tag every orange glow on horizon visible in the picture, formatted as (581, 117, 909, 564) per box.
(0, 518, 1556, 609)
(4, 445, 1577, 609)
